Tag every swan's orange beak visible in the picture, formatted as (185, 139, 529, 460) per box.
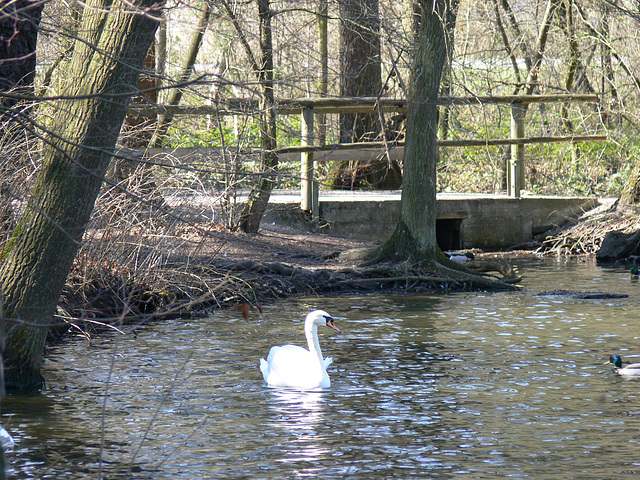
(326, 317, 340, 333)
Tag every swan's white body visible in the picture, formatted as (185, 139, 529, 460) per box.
(260, 310, 339, 389)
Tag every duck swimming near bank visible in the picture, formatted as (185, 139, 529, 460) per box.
(260, 310, 340, 389)
(606, 354, 640, 377)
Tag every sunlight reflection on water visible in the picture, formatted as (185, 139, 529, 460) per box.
(267, 389, 329, 466)
(6, 256, 640, 478)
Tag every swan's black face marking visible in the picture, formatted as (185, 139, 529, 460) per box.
(325, 316, 340, 333)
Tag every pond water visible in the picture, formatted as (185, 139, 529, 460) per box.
(4, 256, 640, 479)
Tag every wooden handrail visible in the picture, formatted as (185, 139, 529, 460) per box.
(127, 94, 600, 116)
(275, 134, 606, 155)
(128, 94, 604, 203)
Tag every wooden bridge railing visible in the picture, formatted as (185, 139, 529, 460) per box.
(129, 94, 605, 214)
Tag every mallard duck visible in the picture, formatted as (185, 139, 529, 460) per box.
(260, 310, 340, 389)
(606, 354, 640, 376)
(445, 251, 475, 262)
(631, 266, 639, 279)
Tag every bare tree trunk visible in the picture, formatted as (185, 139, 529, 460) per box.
(237, 0, 277, 233)
(338, 0, 382, 142)
(438, 0, 459, 141)
(499, 0, 533, 76)
(330, 0, 394, 189)
(492, 0, 559, 191)
(0, 0, 43, 118)
(157, 15, 167, 88)
(121, 44, 158, 149)
(558, 0, 595, 174)
(375, 0, 447, 261)
(494, 0, 558, 96)
(316, 0, 329, 146)
(0, 0, 44, 251)
(523, 0, 560, 96)
(491, 0, 523, 87)
(600, 1, 620, 129)
(150, 0, 212, 148)
(0, 0, 162, 390)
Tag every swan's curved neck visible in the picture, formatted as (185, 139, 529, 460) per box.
(305, 322, 323, 364)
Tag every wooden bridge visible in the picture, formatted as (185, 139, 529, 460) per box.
(131, 93, 605, 215)
(130, 94, 606, 248)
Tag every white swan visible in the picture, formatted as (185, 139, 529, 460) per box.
(260, 310, 340, 389)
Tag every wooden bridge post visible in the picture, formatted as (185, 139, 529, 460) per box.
(312, 179, 320, 223)
(509, 101, 526, 197)
(300, 107, 315, 212)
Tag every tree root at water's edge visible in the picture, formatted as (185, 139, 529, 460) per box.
(53, 246, 520, 344)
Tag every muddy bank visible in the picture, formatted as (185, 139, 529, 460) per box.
(53, 223, 519, 341)
(51, 196, 640, 343)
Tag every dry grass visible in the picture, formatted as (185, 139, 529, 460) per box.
(1, 123, 636, 342)
(537, 199, 640, 255)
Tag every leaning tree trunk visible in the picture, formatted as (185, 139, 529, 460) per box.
(0, 0, 162, 390)
(375, 0, 446, 262)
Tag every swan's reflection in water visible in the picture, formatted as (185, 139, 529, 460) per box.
(268, 389, 329, 467)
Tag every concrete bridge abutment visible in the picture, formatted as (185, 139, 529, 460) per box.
(262, 191, 598, 250)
